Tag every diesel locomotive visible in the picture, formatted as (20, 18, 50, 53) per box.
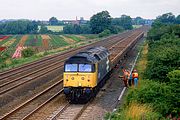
(63, 46, 111, 102)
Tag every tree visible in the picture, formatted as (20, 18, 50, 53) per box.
(0, 20, 38, 34)
(80, 24, 91, 34)
(22, 48, 35, 57)
(112, 18, 121, 26)
(27, 20, 38, 34)
(112, 15, 133, 30)
(148, 24, 180, 40)
(175, 15, 180, 24)
(49, 17, 58, 25)
(90, 11, 111, 34)
(98, 29, 111, 37)
(155, 13, 176, 24)
(145, 35, 180, 81)
(63, 24, 91, 34)
(133, 17, 145, 25)
(109, 25, 124, 34)
(119, 15, 133, 30)
(39, 25, 49, 34)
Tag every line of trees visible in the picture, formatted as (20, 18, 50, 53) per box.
(63, 11, 132, 35)
(155, 12, 180, 24)
(0, 10, 142, 35)
(63, 24, 91, 34)
(0, 19, 61, 35)
(0, 20, 39, 34)
(1, 12, 178, 35)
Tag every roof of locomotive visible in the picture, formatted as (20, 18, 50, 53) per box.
(65, 46, 110, 64)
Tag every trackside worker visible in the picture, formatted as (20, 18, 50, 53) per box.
(134, 78, 138, 86)
(128, 74, 132, 86)
(121, 68, 130, 87)
(132, 69, 139, 87)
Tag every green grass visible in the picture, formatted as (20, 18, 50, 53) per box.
(36, 35, 42, 46)
(82, 34, 99, 39)
(49, 35, 69, 48)
(10, 35, 22, 48)
(24, 35, 34, 46)
(64, 35, 82, 42)
(46, 26, 64, 32)
(133, 25, 142, 29)
(0, 53, 44, 71)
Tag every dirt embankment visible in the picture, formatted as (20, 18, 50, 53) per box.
(41, 35, 51, 49)
(18, 35, 28, 47)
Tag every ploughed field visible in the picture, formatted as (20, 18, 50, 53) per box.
(0, 34, 97, 55)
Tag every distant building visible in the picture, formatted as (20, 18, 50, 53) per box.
(41, 21, 49, 25)
(62, 17, 88, 25)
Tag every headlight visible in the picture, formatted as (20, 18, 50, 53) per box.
(81, 77, 85, 80)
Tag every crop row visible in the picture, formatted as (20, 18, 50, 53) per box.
(0, 34, 94, 55)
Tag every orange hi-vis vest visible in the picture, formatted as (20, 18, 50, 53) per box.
(132, 72, 138, 78)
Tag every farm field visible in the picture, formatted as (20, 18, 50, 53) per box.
(46, 25, 64, 32)
(38, 26, 64, 32)
(0, 34, 98, 56)
(0, 34, 99, 71)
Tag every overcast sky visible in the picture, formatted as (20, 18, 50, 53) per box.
(0, 0, 179, 20)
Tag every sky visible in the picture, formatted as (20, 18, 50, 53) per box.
(0, 0, 179, 20)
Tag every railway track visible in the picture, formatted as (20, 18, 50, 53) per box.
(0, 27, 147, 120)
(0, 31, 134, 95)
(0, 79, 63, 120)
(48, 103, 89, 120)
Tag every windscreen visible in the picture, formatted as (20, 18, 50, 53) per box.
(65, 64, 78, 72)
(64, 64, 94, 72)
(79, 64, 92, 72)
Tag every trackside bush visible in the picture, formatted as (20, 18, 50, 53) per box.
(98, 29, 111, 37)
(22, 48, 35, 57)
(126, 80, 178, 117)
(167, 70, 180, 116)
(145, 36, 180, 81)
